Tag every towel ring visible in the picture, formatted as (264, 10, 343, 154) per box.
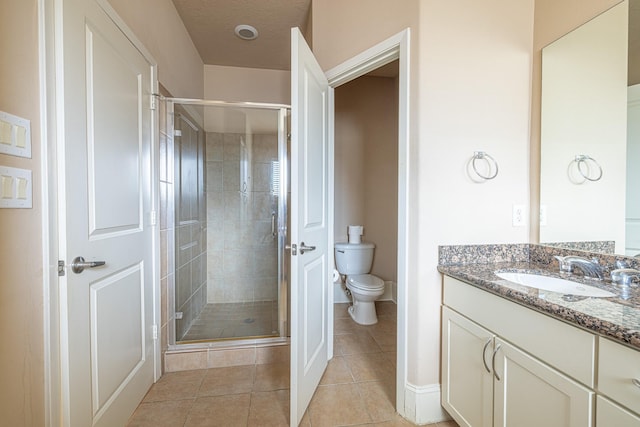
(574, 155, 602, 182)
(472, 151, 499, 180)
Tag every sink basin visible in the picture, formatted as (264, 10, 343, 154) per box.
(495, 271, 615, 298)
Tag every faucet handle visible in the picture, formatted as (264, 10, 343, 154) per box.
(615, 260, 630, 269)
(554, 255, 571, 272)
(611, 268, 640, 286)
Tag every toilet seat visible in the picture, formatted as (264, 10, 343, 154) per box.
(347, 274, 385, 292)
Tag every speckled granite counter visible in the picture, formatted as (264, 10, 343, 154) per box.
(438, 244, 640, 350)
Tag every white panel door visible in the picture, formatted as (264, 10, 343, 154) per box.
(290, 27, 330, 426)
(59, 0, 155, 425)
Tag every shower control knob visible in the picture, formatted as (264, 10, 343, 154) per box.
(299, 242, 316, 255)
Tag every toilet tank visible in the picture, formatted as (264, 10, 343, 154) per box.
(334, 242, 375, 275)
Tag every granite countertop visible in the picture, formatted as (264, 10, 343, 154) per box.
(438, 260, 640, 350)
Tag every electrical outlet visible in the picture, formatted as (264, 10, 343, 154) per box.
(540, 205, 547, 226)
(512, 204, 525, 227)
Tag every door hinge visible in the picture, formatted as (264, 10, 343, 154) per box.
(152, 324, 158, 341)
(58, 260, 65, 276)
(149, 210, 157, 226)
(150, 94, 158, 110)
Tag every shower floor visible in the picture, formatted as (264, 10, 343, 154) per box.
(180, 300, 280, 342)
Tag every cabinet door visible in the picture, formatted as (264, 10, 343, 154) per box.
(442, 307, 494, 427)
(493, 338, 593, 427)
(597, 396, 640, 427)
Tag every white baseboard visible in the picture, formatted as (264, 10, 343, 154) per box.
(403, 383, 451, 425)
(333, 280, 396, 303)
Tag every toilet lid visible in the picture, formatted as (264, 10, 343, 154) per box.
(347, 274, 385, 291)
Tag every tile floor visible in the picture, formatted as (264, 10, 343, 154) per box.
(128, 301, 458, 427)
(180, 301, 279, 342)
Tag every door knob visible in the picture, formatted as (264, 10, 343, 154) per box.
(71, 256, 106, 274)
(299, 242, 316, 255)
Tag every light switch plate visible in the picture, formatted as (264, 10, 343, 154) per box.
(0, 111, 31, 158)
(0, 166, 32, 208)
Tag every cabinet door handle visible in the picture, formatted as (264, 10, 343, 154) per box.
(482, 338, 492, 373)
(491, 344, 502, 381)
(632, 379, 640, 389)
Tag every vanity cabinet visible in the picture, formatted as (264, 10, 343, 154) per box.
(596, 396, 640, 426)
(442, 276, 594, 427)
(493, 338, 592, 427)
(441, 307, 494, 427)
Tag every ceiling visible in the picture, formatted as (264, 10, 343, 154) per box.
(171, 0, 311, 70)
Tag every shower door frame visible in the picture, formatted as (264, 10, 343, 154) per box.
(166, 98, 291, 347)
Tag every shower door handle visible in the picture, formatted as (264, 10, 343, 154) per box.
(271, 212, 276, 237)
(299, 242, 316, 255)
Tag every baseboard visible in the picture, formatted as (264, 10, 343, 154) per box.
(333, 280, 396, 303)
(403, 382, 451, 425)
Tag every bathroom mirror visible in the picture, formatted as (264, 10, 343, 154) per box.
(539, 0, 640, 256)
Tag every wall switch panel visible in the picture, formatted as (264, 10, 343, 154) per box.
(540, 205, 548, 226)
(0, 166, 32, 208)
(0, 111, 31, 158)
(512, 204, 526, 227)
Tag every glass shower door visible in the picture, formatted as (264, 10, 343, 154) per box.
(168, 99, 289, 344)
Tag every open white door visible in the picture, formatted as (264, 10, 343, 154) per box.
(290, 28, 331, 425)
(58, 0, 156, 425)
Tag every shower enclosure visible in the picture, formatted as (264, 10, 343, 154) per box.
(167, 99, 290, 344)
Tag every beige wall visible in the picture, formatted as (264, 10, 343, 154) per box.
(334, 76, 398, 282)
(530, 0, 621, 240)
(314, 0, 534, 389)
(0, 0, 45, 425)
(108, 0, 204, 98)
(204, 65, 290, 104)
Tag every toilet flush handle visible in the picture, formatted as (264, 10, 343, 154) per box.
(299, 242, 316, 255)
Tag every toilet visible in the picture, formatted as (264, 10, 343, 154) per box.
(334, 242, 385, 325)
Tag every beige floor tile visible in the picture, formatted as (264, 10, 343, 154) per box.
(345, 352, 395, 382)
(336, 332, 382, 355)
(376, 301, 398, 317)
(384, 351, 397, 367)
(127, 400, 193, 427)
(143, 379, 202, 402)
(319, 356, 354, 385)
(436, 421, 459, 427)
(184, 394, 250, 427)
(357, 380, 397, 422)
(334, 317, 367, 335)
(334, 302, 351, 319)
(369, 329, 397, 352)
(254, 362, 289, 391)
(198, 365, 256, 397)
(248, 389, 289, 426)
(356, 413, 418, 426)
(308, 383, 372, 427)
(142, 369, 206, 402)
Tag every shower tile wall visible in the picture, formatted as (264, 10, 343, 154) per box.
(206, 132, 278, 304)
(174, 113, 207, 340)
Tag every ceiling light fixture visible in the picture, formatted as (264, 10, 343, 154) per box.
(234, 24, 258, 41)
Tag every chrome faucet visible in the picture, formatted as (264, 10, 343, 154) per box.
(610, 268, 640, 286)
(554, 255, 604, 280)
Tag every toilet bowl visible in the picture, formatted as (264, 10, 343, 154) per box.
(346, 274, 385, 325)
(334, 242, 385, 325)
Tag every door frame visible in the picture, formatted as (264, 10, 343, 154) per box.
(39, 0, 161, 424)
(325, 28, 410, 417)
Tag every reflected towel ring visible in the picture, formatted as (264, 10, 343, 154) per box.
(574, 155, 602, 182)
(471, 151, 499, 180)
